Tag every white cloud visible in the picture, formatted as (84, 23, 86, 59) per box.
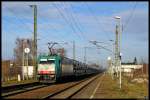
(114, 9, 148, 34)
(2, 2, 148, 64)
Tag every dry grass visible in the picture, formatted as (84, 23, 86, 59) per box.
(100, 73, 148, 99)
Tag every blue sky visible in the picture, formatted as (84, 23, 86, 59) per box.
(2, 2, 148, 68)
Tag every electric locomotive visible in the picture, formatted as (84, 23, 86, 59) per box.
(37, 54, 99, 83)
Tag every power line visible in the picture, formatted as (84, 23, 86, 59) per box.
(62, 3, 87, 42)
(37, 8, 68, 42)
(6, 7, 33, 33)
(84, 2, 112, 41)
(52, 2, 82, 40)
(62, 2, 89, 42)
(36, 5, 79, 50)
(7, 6, 67, 48)
(123, 2, 137, 32)
(70, 4, 89, 41)
(37, 25, 66, 42)
(90, 41, 113, 53)
(59, 2, 83, 40)
(36, 14, 69, 47)
(62, 3, 82, 38)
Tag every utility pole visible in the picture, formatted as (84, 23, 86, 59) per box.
(111, 42, 115, 79)
(84, 47, 87, 64)
(27, 52, 28, 79)
(30, 5, 37, 80)
(115, 24, 119, 78)
(107, 57, 111, 74)
(22, 40, 24, 80)
(119, 18, 122, 89)
(108, 40, 115, 79)
(115, 16, 122, 89)
(73, 41, 75, 60)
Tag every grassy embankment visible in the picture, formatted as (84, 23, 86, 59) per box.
(102, 73, 148, 99)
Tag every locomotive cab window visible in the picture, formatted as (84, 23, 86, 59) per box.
(39, 61, 47, 64)
(47, 60, 55, 64)
(39, 59, 55, 64)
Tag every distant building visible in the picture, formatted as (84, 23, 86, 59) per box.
(121, 62, 148, 78)
(121, 63, 143, 73)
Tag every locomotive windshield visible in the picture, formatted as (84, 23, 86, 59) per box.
(47, 60, 55, 64)
(39, 59, 55, 64)
(39, 61, 47, 64)
(38, 59, 56, 75)
(40, 59, 55, 64)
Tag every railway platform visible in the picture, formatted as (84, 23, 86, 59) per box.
(71, 73, 148, 99)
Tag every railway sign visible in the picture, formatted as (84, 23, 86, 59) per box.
(24, 48, 30, 53)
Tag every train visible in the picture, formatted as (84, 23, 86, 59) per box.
(37, 54, 100, 83)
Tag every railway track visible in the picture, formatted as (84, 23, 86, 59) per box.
(4, 73, 102, 99)
(45, 74, 102, 99)
(2, 82, 50, 97)
(70, 73, 106, 99)
(2, 82, 39, 93)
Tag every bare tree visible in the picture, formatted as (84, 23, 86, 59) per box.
(14, 38, 33, 67)
(133, 57, 137, 64)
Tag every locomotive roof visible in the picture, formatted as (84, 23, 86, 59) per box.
(39, 54, 88, 65)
